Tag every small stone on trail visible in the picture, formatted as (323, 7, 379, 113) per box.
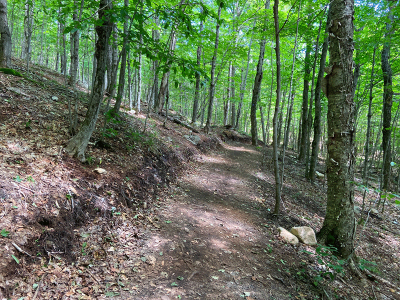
(370, 208, 379, 214)
(290, 226, 317, 246)
(146, 255, 156, 265)
(184, 227, 190, 233)
(94, 168, 107, 174)
(278, 227, 299, 245)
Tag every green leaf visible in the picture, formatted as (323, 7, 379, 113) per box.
(1, 229, 10, 237)
(12, 255, 20, 264)
(165, 220, 172, 224)
(14, 176, 23, 182)
(141, 257, 147, 262)
(171, 282, 178, 286)
(177, 276, 184, 280)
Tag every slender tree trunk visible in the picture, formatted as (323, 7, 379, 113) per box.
(158, 33, 177, 113)
(250, 1, 269, 145)
(298, 43, 312, 161)
(204, 3, 222, 134)
(127, 51, 132, 110)
(107, 24, 119, 98)
(309, 12, 329, 182)
(273, 0, 282, 214)
(0, 0, 12, 68)
(65, 0, 112, 161)
(283, 6, 302, 153)
(317, 0, 356, 259)
(22, 0, 34, 70)
(136, 35, 142, 113)
(69, 0, 84, 86)
(260, 106, 266, 144)
(380, 0, 394, 194)
(266, 44, 274, 144)
(305, 25, 322, 176)
(112, 0, 130, 115)
(192, 43, 202, 123)
(235, 23, 254, 129)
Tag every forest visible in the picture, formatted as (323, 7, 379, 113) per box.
(0, 0, 400, 298)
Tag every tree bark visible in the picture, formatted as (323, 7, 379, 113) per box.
(65, 0, 112, 161)
(112, 0, 130, 115)
(22, 0, 34, 70)
(298, 42, 312, 161)
(305, 25, 322, 176)
(204, 3, 222, 134)
(308, 12, 330, 182)
(250, 0, 269, 146)
(0, 0, 12, 68)
(136, 34, 143, 113)
(272, 0, 282, 214)
(235, 23, 254, 129)
(317, 0, 356, 259)
(69, 0, 84, 86)
(381, 0, 394, 194)
(192, 37, 202, 123)
(362, 47, 376, 182)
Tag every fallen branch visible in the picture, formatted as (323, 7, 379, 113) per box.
(12, 242, 32, 257)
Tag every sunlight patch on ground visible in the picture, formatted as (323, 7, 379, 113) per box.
(198, 155, 229, 164)
(172, 205, 258, 242)
(223, 144, 259, 154)
(144, 234, 171, 252)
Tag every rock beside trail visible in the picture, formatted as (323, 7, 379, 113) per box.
(290, 226, 317, 246)
(278, 227, 299, 245)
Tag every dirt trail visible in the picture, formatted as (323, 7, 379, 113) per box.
(131, 141, 296, 300)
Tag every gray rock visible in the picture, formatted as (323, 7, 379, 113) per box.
(278, 227, 299, 245)
(184, 134, 201, 145)
(51, 96, 58, 101)
(354, 206, 361, 214)
(370, 208, 379, 214)
(290, 226, 317, 246)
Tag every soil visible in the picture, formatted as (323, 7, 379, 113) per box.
(1, 59, 400, 300)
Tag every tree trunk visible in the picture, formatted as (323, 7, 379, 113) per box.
(317, 0, 356, 259)
(273, 0, 282, 214)
(0, 0, 12, 68)
(235, 23, 254, 129)
(204, 3, 222, 134)
(298, 43, 312, 161)
(136, 34, 143, 113)
(112, 0, 130, 115)
(22, 0, 34, 70)
(305, 25, 322, 176)
(308, 13, 329, 182)
(381, 0, 394, 194)
(65, 0, 112, 162)
(107, 24, 119, 99)
(250, 1, 269, 145)
(192, 43, 202, 123)
(69, 0, 84, 86)
(157, 34, 177, 113)
(266, 44, 274, 144)
(230, 66, 236, 126)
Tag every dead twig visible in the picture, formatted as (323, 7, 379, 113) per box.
(32, 273, 46, 300)
(87, 269, 101, 284)
(12, 242, 32, 257)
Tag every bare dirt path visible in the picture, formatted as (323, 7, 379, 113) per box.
(130, 141, 299, 300)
